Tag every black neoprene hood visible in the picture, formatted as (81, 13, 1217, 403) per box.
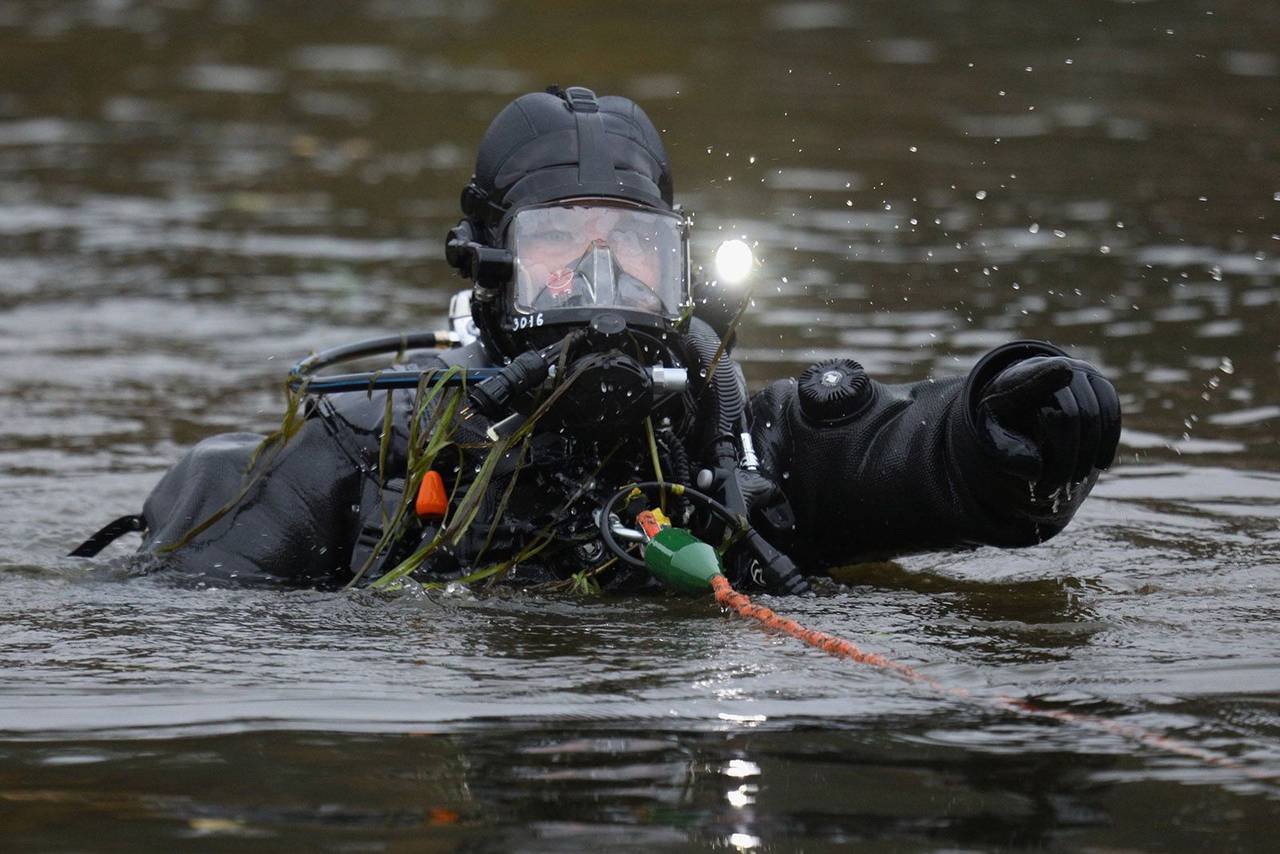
(461, 86, 674, 234)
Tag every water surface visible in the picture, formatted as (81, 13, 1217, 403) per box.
(1, 1, 1278, 849)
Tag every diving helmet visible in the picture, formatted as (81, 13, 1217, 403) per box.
(446, 86, 691, 362)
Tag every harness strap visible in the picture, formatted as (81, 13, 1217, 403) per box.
(349, 477, 426, 579)
(69, 514, 146, 557)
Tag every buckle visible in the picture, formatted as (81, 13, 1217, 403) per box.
(564, 86, 599, 113)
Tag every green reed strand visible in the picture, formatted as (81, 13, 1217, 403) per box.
(158, 379, 310, 554)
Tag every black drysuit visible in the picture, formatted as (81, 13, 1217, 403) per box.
(131, 323, 1104, 589)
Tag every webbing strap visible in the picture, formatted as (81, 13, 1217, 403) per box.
(350, 477, 412, 576)
(69, 514, 146, 557)
(564, 87, 615, 187)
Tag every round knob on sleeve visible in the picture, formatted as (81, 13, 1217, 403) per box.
(796, 358, 874, 425)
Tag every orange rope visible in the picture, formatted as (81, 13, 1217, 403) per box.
(709, 574, 1276, 783)
(991, 695, 1270, 773)
(710, 575, 935, 685)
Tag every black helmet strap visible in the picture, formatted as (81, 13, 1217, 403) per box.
(562, 86, 616, 188)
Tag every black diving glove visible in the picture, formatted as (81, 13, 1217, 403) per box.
(976, 355, 1121, 489)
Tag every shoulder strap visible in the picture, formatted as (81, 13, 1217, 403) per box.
(69, 514, 146, 557)
(349, 476, 425, 580)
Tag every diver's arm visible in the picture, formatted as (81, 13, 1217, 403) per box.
(137, 353, 449, 586)
(749, 342, 1120, 568)
(137, 419, 366, 586)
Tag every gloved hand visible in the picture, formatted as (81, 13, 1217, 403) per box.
(975, 356, 1121, 488)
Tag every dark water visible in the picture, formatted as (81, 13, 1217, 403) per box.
(2, 0, 1278, 849)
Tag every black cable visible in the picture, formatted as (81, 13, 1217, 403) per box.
(291, 331, 453, 378)
(598, 480, 811, 595)
(597, 480, 747, 569)
(300, 369, 502, 395)
(656, 430, 692, 523)
(288, 331, 470, 394)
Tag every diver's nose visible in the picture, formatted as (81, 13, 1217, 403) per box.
(581, 240, 617, 305)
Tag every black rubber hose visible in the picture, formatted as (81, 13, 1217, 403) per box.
(660, 430, 692, 489)
(684, 322, 746, 466)
(299, 369, 502, 395)
(596, 482, 803, 583)
(598, 481, 743, 570)
(598, 481, 811, 595)
(685, 322, 744, 438)
(290, 331, 455, 380)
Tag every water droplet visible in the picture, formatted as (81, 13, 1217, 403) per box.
(1028, 223, 1040, 234)
(1219, 357, 1235, 374)
(975, 190, 987, 200)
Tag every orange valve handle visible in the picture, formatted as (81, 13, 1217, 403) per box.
(415, 470, 449, 519)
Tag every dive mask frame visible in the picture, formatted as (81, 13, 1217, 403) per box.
(497, 197, 693, 336)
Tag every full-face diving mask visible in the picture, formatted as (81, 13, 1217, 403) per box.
(505, 199, 690, 333)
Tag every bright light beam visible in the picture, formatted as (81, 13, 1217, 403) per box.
(713, 239, 754, 285)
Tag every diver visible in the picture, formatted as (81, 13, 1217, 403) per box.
(71, 86, 1121, 593)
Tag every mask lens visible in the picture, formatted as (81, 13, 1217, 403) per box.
(508, 203, 686, 318)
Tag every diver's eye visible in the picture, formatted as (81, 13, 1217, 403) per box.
(608, 230, 642, 254)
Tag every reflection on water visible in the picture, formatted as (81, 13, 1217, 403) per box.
(5, 725, 1277, 850)
(1, 0, 1278, 848)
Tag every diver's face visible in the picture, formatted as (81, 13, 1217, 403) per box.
(516, 207, 661, 290)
